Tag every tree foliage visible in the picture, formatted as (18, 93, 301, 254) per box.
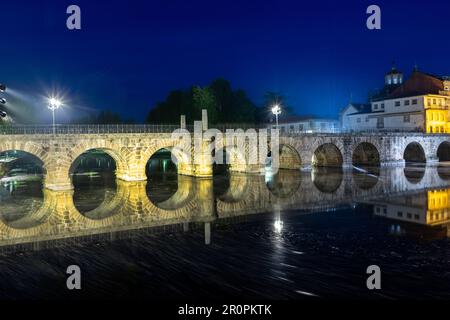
(146, 78, 260, 124)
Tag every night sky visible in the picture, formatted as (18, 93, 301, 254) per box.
(2, 0, 450, 123)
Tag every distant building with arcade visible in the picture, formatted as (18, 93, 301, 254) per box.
(269, 115, 339, 134)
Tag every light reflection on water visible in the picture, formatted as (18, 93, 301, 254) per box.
(1, 165, 450, 298)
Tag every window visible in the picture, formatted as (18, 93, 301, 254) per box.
(397, 211, 403, 217)
(381, 103, 384, 109)
(404, 115, 410, 123)
(414, 214, 420, 220)
(290, 125, 295, 132)
(357, 118, 361, 123)
(377, 117, 384, 128)
(428, 99, 431, 106)
(374, 104, 378, 110)
(299, 124, 303, 131)
(407, 213, 412, 219)
(412, 99, 418, 105)
(433, 99, 437, 105)
(404, 100, 410, 106)
(395, 101, 400, 107)
(365, 117, 369, 122)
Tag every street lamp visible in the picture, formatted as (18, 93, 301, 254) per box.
(271, 104, 281, 129)
(48, 97, 62, 135)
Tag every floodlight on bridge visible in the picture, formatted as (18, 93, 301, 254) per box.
(271, 104, 282, 129)
(48, 96, 63, 135)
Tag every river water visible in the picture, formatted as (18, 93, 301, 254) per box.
(0, 165, 450, 299)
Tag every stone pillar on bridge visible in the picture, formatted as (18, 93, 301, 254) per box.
(44, 157, 74, 191)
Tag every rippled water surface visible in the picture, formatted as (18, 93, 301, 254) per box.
(1, 165, 450, 299)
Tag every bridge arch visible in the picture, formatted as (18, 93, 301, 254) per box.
(70, 147, 127, 176)
(0, 149, 47, 178)
(403, 142, 426, 163)
(145, 142, 193, 176)
(278, 144, 302, 170)
(437, 141, 450, 162)
(312, 143, 343, 167)
(352, 142, 380, 166)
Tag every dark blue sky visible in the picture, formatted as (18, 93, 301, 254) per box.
(2, 0, 450, 123)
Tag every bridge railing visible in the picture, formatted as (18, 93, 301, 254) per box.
(0, 124, 445, 136)
(0, 123, 269, 135)
(0, 124, 190, 135)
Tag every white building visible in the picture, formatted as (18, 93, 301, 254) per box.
(269, 116, 339, 134)
(341, 65, 450, 133)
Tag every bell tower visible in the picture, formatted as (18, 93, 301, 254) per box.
(385, 62, 403, 86)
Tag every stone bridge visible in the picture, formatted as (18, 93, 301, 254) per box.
(1, 124, 450, 190)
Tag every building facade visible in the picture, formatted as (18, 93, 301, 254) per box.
(341, 65, 450, 133)
(269, 116, 339, 134)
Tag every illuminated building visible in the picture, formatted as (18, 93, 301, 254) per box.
(341, 64, 450, 133)
(269, 116, 340, 134)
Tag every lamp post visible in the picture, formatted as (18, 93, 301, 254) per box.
(271, 104, 281, 129)
(48, 97, 62, 135)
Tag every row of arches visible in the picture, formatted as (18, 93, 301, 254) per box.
(277, 141, 450, 169)
(2, 140, 450, 190)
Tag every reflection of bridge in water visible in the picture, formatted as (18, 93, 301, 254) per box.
(2, 166, 450, 250)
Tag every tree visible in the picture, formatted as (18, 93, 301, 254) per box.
(193, 86, 218, 124)
(146, 78, 262, 125)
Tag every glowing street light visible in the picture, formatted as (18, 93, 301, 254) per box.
(48, 97, 62, 135)
(271, 104, 281, 129)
